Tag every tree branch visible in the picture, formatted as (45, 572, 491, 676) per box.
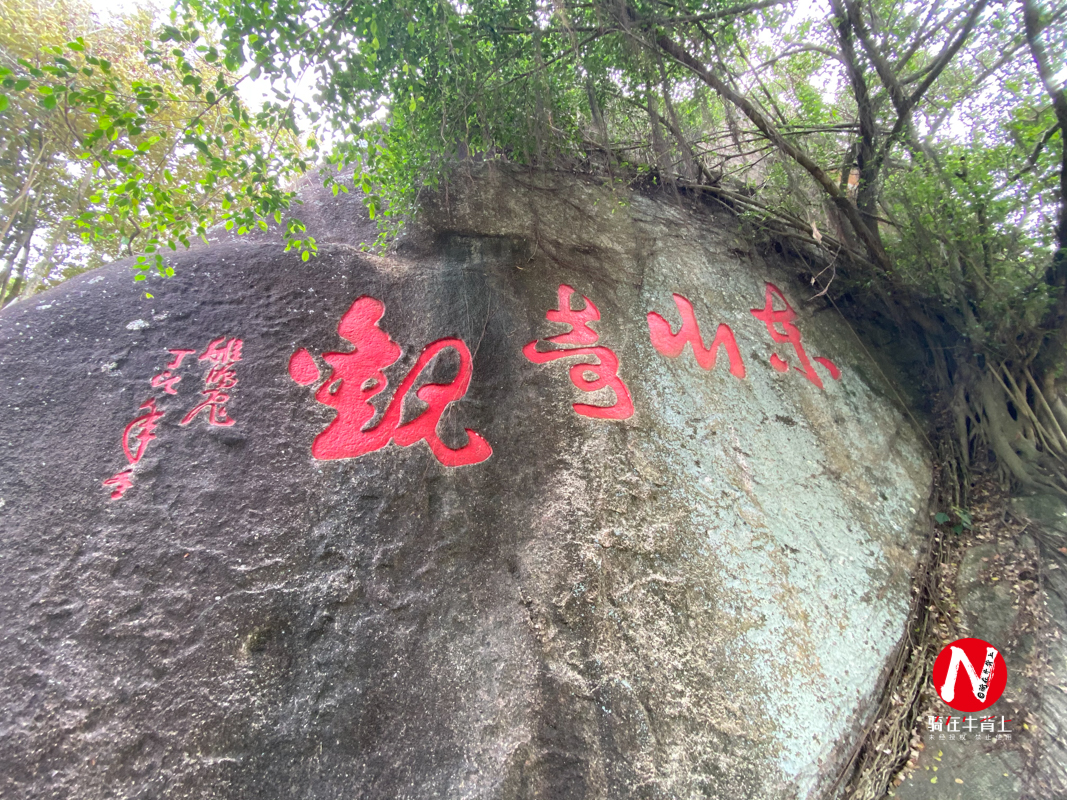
(649, 28, 889, 267)
(829, 0, 881, 247)
(1023, 0, 1067, 262)
(1008, 122, 1062, 183)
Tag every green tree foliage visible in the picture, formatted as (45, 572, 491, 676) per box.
(0, 0, 311, 303)
(2, 0, 1066, 497)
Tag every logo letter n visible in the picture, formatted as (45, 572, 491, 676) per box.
(939, 645, 998, 703)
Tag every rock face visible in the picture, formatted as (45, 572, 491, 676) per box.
(0, 169, 930, 799)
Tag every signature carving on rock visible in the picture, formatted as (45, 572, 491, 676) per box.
(104, 338, 244, 500)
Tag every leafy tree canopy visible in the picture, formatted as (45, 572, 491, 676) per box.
(0, 0, 309, 302)
(2, 0, 1067, 497)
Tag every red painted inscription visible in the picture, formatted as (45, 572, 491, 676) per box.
(287, 296, 492, 467)
(102, 469, 134, 500)
(102, 397, 166, 499)
(523, 285, 634, 420)
(647, 294, 746, 378)
(122, 397, 165, 464)
(750, 283, 839, 388)
(150, 348, 196, 394)
(104, 337, 244, 500)
(180, 338, 243, 427)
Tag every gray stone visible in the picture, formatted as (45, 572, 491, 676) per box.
(1037, 555, 1067, 796)
(891, 737, 1023, 800)
(1012, 494, 1067, 535)
(956, 543, 1018, 659)
(0, 169, 930, 799)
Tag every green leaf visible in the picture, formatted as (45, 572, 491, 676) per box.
(0, 94, 7, 112)
(301, 250, 310, 261)
(935, 512, 950, 524)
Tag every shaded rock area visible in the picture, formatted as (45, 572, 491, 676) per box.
(0, 167, 930, 799)
(1014, 495, 1067, 798)
(891, 538, 1029, 800)
(891, 491, 1067, 800)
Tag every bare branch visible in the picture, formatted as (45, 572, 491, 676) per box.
(650, 28, 890, 267)
(1023, 0, 1067, 263)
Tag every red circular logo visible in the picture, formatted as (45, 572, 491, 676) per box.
(931, 637, 1007, 712)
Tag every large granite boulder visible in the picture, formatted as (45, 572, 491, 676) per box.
(0, 169, 930, 799)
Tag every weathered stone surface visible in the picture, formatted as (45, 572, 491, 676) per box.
(899, 509, 1067, 800)
(0, 169, 929, 799)
(894, 539, 1028, 800)
(891, 741, 1023, 800)
(1011, 494, 1067, 797)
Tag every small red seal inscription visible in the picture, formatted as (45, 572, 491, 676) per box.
(523, 284, 634, 420)
(288, 296, 492, 467)
(647, 293, 746, 378)
(750, 283, 839, 388)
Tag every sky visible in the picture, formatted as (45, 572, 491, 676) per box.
(88, 0, 143, 17)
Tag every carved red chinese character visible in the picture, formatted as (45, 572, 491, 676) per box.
(103, 397, 164, 500)
(122, 397, 164, 463)
(287, 296, 492, 467)
(150, 348, 196, 394)
(198, 338, 242, 387)
(102, 469, 134, 500)
(181, 338, 242, 426)
(523, 284, 634, 420)
(647, 294, 746, 378)
(750, 283, 840, 388)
